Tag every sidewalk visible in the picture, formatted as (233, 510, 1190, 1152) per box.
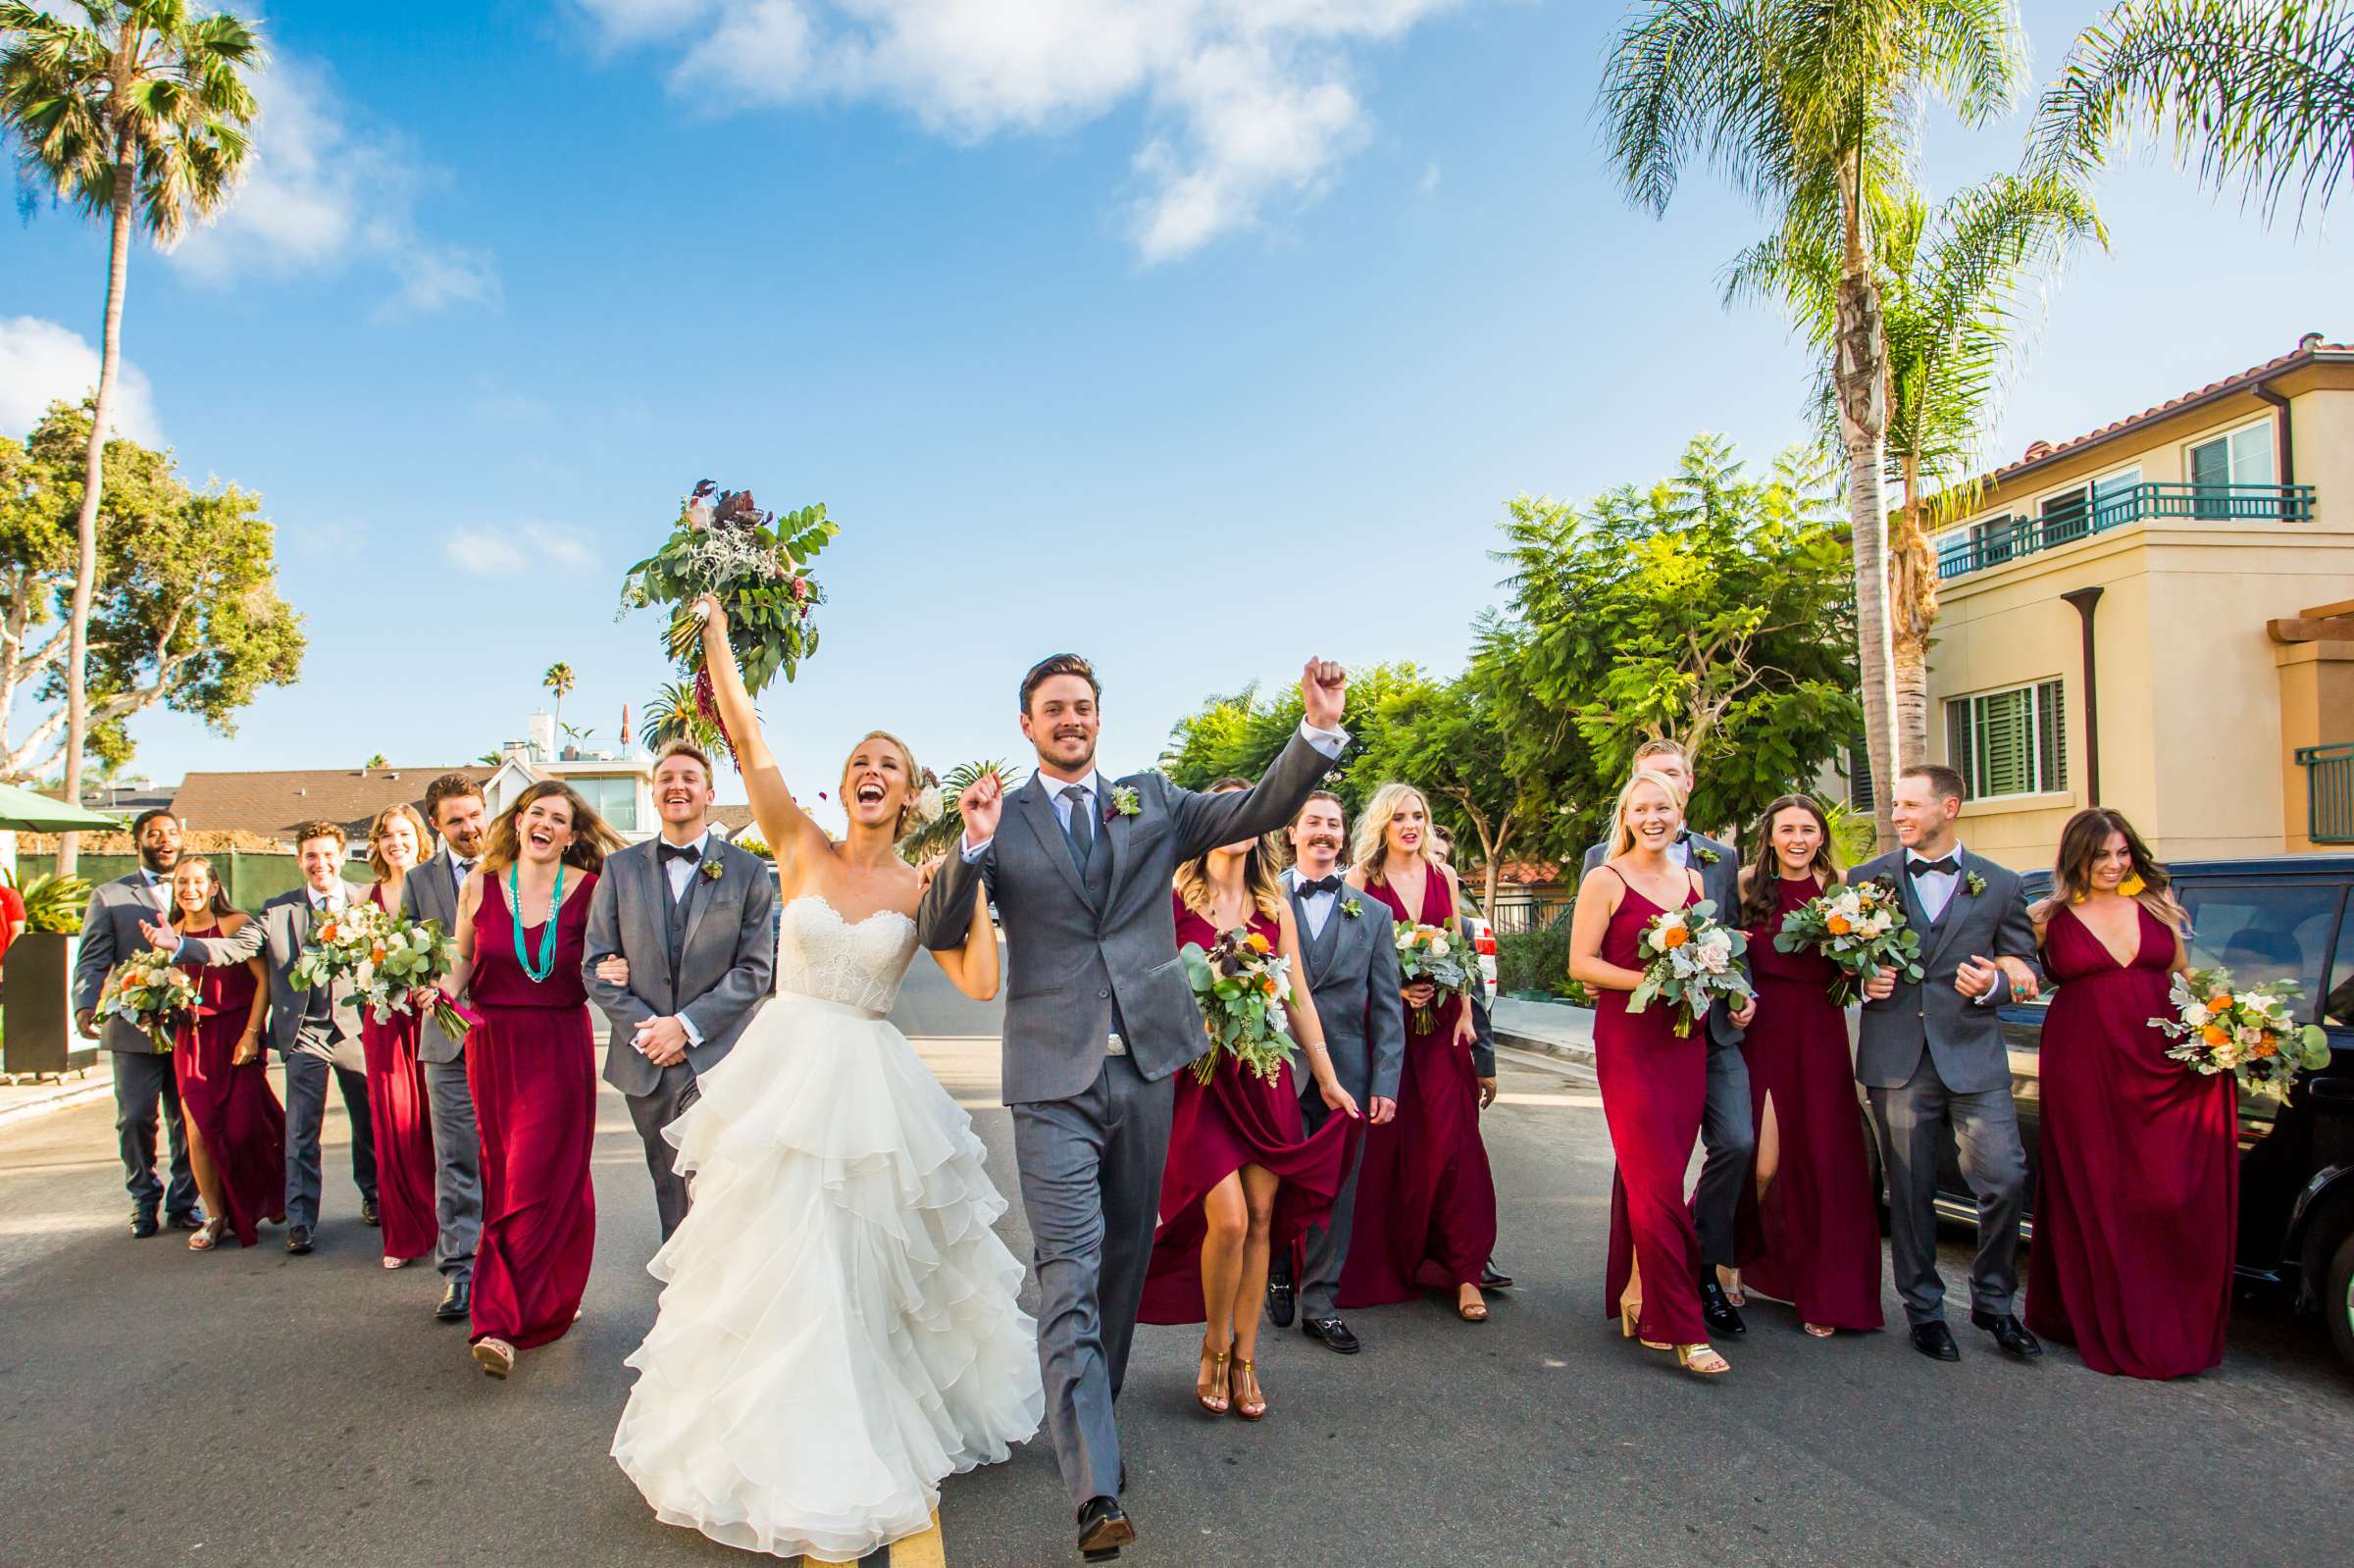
(1492, 995, 1595, 1071)
(0, 1057, 114, 1128)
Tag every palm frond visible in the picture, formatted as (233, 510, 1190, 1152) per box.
(896, 759, 1026, 863)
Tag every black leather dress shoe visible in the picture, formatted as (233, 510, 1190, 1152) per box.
(1301, 1316, 1361, 1354)
(1076, 1496, 1135, 1562)
(167, 1209, 205, 1232)
(284, 1224, 314, 1255)
(1910, 1321, 1961, 1361)
(1698, 1277, 1747, 1337)
(436, 1278, 471, 1322)
(360, 1197, 380, 1228)
(130, 1213, 160, 1239)
(1970, 1309, 2044, 1357)
(1480, 1262, 1514, 1290)
(1265, 1255, 1296, 1329)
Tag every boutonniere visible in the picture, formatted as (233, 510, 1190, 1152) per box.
(698, 856, 725, 883)
(1341, 896, 1364, 920)
(1964, 871, 1986, 897)
(1694, 844, 1721, 866)
(1106, 784, 1142, 820)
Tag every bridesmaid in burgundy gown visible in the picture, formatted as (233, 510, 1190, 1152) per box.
(2025, 809, 2231, 1379)
(1142, 783, 1359, 1421)
(442, 781, 622, 1379)
(360, 805, 438, 1271)
(1338, 784, 1498, 1324)
(1570, 769, 1743, 1375)
(167, 857, 282, 1251)
(1729, 796, 1883, 1336)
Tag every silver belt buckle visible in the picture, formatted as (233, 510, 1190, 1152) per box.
(1106, 1033, 1127, 1056)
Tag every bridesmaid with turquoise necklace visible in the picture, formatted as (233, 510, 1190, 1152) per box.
(439, 781, 625, 1379)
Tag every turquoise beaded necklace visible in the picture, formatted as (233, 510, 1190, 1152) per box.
(509, 860, 567, 984)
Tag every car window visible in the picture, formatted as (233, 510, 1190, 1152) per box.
(2179, 881, 2340, 1023)
(2325, 893, 2354, 1028)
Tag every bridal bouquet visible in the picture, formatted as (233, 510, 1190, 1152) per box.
(1775, 880, 1923, 1004)
(617, 481, 840, 744)
(97, 946, 198, 1050)
(2149, 966, 2330, 1104)
(1179, 925, 1302, 1086)
(1626, 900, 1753, 1037)
(290, 902, 471, 1040)
(1394, 920, 1472, 1033)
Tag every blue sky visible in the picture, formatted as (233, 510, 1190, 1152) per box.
(3, 1, 2344, 828)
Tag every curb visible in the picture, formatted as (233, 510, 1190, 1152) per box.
(0, 1078, 114, 1128)
(1496, 1028, 1595, 1074)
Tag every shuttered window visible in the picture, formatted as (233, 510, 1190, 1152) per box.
(1945, 680, 2067, 800)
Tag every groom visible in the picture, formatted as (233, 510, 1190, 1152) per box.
(918, 652, 1348, 1562)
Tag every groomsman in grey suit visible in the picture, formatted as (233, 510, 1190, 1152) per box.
(402, 775, 488, 1321)
(1581, 737, 1752, 1338)
(918, 653, 1349, 1563)
(1264, 791, 1404, 1354)
(584, 740, 776, 1239)
(177, 820, 378, 1256)
(72, 808, 202, 1238)
(1852, 763, 2044, 1363)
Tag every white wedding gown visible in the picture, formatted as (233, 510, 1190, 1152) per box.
(611, 894, 1044, 1562)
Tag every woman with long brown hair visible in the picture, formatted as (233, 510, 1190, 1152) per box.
(438, 780, 623, 1378)
(1728, 794, 1882, 1338)
(1138, 780, 1358, 1421)
(2024, 808, 2229, 1379)
(166, 856, 281, 1251)
(361, 804, 438, 1272)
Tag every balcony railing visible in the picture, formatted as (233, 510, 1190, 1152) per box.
(2296, 742, 2354, 845)
(1936, 482, 2318, 581)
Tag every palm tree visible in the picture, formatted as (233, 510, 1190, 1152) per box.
(364, 752, 387, 769)
(640, 678, 731, 763)
(1725, 171, 2104, 762)
(542, 661, 574, 737)
(1601, 0, 2030, 848)
(2037, 0, 2352, 226)
(1, 1, 264, 873)
(896, 760, 1023, 863)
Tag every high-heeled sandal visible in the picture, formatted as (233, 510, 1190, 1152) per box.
(1619, 1296, 1670, 1349)
(382, 1255, 409, 1270)
(1457, 1286, 1488, 1323)
(1676, 1342, 1730, 1377)
(1229, 1357, 1266, 1421)
(1195, 1340, 1231, 1415)
(186, 1219, 226, 1253)
(472, 1338, 516, 1379)
(1803, 1323, 1835, 1339)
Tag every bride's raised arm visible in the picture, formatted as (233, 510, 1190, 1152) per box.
(694, 593, 833, 888)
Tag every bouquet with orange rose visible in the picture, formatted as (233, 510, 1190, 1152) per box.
(1394, 920, 1472, 1033)
(289, 901, 470, 1041)
(97, 946, 199, 1050)
(2149, 966, 2329, 1103)
(1774, 879, 1923, 1005)
(1627, 899, 1754, 1037)
(1178, 924, 1301, 1086)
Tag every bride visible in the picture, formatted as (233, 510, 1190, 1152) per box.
(609, 593, 1043, 1561)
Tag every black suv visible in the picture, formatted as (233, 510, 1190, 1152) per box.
(1863, 855, 2354, 1369)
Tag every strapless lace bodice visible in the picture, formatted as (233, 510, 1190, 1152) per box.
(773, 895, 919, 1015)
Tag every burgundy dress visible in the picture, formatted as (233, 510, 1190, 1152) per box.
(2026, 904, 2235, 1379)
(1338, 864, 1498, 1306)
(171, 944, 284, 1247)
(1141, 898, 1357, 1325)
(466, 871, 598, 1350)
(1596, 868, 1710, 1344)
(1732, 876, 1884, 1331)
(362, 884, 438, 1263)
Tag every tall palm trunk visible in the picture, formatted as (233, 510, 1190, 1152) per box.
(59, 131, 136, 876)
(1889, 451, 1940, 770)
(1834, 163, 1900, 853)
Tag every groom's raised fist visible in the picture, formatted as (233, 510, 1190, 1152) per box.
(959, 769, 1005, 851)
(1300, 658, 1349, 731)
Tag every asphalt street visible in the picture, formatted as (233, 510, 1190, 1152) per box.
(3, 962, 2349, 1567)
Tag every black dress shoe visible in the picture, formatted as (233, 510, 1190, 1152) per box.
(1698, 1277, 1747, 1337)
(1480, 1262, 1514, 1290)
(436, 1278, 471, 1322)
(1076, 1496, 1135, 1562)
(130, 1213, 160, 1239)
(167, 1209, 206, 1232)
(284, 1224, 314, 1256)
(1301, 1316, 1361, 1354)
(360, 1197, 380, 1228)
(1265, 1255, 1296, 1329)
(1970, 1309, 2044, 1357)
(1910, 1321, 1961, 1361)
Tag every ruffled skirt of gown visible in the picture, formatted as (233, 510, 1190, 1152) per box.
(610, 992, 1045, 1563)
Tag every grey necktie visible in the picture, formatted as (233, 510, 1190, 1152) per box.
(1061, 785, 1095, 873)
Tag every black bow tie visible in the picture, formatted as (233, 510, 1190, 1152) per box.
(1910, 855, 1959, 878)
(452, 858, 475, 877)
(659, 841, 703, 865)
(1297, 875, 1343, 897)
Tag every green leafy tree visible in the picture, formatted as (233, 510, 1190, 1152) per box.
(0, 401, 304, 783)
(542, 661, 575, 737)
(1602, 0, 2030, 849)
(2037, 0, 2353, 225)
(1350, 665, 1552, 912)
(1488, 435, 1861, 859)
(1, 0, 266, 867)
(1158, 664, 1421, 823)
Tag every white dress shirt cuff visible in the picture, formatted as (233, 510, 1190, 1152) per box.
(1298, 720, 1349, 758)
(677, 1014, 703, 1046)
(960, 835, 994, 863)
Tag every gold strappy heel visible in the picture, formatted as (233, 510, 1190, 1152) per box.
(1676, 1342, 1730, 1377)
(1196, 1340, 1231, 1415)
(1229, 1357, 1266, 1421)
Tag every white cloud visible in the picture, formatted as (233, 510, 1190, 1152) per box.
(0, 317, 165, 443)
(170, 59, 497, 314)
(576, 0, 1462, 262)
(443, 522, 595, 576)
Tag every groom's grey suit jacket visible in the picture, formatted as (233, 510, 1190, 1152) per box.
(918, 732, 1338, 1104)
(584, 835, 776, 1097)
(1849, 848, 2035, 1095)
(1281, 868, 1405, 1106)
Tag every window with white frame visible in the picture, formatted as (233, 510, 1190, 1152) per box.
(2187, 420, 2277, 518)
(568, 774, 640, 833)
(1945, 680, 2067, 800)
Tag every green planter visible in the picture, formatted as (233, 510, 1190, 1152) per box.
(3, 932, 99, 1077)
